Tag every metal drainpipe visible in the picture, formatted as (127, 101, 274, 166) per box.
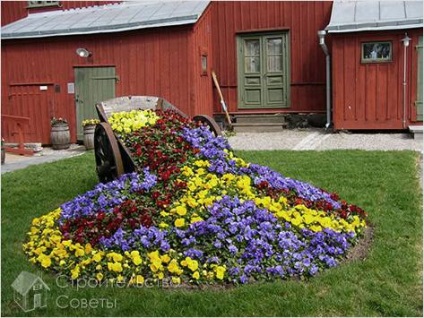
(402, 45, 407, 128)
(401, 34, 411, 129)
(318, 30, 331, 129)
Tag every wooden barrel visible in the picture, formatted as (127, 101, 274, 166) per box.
(83, 124, 95, 150)
(51, 123, 70, 150)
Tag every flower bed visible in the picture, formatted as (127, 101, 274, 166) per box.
(24, 109, 367, 286)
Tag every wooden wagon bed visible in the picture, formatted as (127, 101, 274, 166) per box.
(94, 96, 221, 182)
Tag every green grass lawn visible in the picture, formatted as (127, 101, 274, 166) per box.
(1, 150, 422, 317)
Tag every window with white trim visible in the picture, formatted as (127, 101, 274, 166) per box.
(361, 41, 392, 63)
(27, 1, 60, 8)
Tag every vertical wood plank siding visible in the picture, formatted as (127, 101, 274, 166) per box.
(1, 25, 195, 144)
(190, 5, 214, 116)
(1, 1, 334, 144)
(210, 1, 333, 113)
(1, 1, 27, 26)
(332, 30, 421, 130)
(1, 1, 122, 26)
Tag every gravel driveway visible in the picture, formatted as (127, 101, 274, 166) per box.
(227, 129, 423, 152)
(227, 129, 423, 187)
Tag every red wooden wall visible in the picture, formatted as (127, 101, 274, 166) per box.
(210, 1, 333, 114)
(1, 1, 122, 26)
(1, 25, 200, 144)
(2, 1, 338, 144)
(331, 29, 422, 130)
(1, 1, 27, 26)
(190, 4, 214, 116)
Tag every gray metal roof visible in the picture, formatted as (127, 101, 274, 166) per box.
(326, 0, 423, 33)
(1, 0, 210, 39)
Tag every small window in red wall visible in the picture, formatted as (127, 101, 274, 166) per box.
(361, 41, 392, 63)
(27, 1, 60, 8)
(199, 47, 208, 76)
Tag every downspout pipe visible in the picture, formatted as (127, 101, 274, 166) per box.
(401, 33, 411, 129)
(318, 30, 331, 130)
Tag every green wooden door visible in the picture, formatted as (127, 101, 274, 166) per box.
(74, 67, 116, 140)
(237, 33, 289, 109)
(416, 36, 423, 121)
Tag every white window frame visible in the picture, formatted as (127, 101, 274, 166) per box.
(361, 41, 393, 63)
(27, 1, 60, 8)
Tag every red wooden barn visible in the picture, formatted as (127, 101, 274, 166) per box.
(1, 1, 422, 145)
(326, 0, 423, 130)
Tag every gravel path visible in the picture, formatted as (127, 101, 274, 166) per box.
(227, 129, 423, 152)
(227, 129, 423, 188)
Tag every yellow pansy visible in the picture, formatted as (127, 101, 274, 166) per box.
(132, 256, 142, 266)
(107, 252, 123, 263)
(92, 252, 103, 263)
(175, 218, 185, 228)
(75, 248, 85, 257)
(147, 250, 160, 261)
(38, 254, 51, 268)
(53, 248, 68, 259)
(310, 224, 322, 232)
(62, 240, 72, 247)
(159, 222, 169, 229)
(168, 259, 183, 275)
(194, 160, 209, 167)
(182, 166, 194, 177)
(175, 206, 187, 216)
(192, 271, 200, 280)
(71, 266, 80, 279)
(191, 215, 204, 224)
(109, 109, 159, 135)
(216, 266, 226, 280)
(50, 234, 62, 244)
(161, 254, 171, 264)
(96, 272, 104, 281)
(185, 196, 198, 208)
(108, 262, 123, 273)
(181, 257, 199, 272)
(84, 243, 93, 254)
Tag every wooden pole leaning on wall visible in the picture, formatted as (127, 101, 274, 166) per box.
(211, 71, 233, 131)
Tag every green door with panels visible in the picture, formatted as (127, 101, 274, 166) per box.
(237, 33, 290, 109)
(416, 36, 423, 121)
(74, 67, 117, 140)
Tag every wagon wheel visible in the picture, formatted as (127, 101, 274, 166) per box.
(94, 123, 125, 183)
(193, 115, 222, 137)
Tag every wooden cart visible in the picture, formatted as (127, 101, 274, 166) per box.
(94, 96, 221, 183)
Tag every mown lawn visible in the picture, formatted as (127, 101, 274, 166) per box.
(1, 150, 422, 316)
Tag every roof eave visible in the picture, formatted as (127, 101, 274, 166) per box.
(1, 14, 199, 40)
(327, 20, 423, 33)
(326, 23, 423, 33)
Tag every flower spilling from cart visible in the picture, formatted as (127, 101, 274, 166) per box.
(24, 109, 368, 286)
